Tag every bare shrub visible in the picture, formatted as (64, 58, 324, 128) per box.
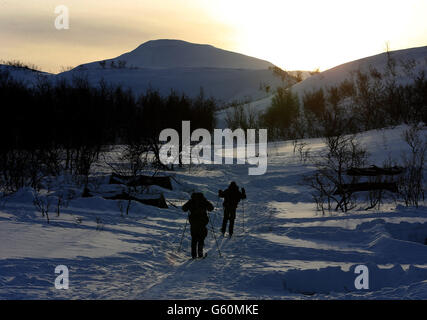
(398, 124, 426, 207)
(307, 134, 368, 213)
(33, 190, 53, 224)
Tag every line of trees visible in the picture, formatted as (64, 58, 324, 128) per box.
(0, 70, 216, 194)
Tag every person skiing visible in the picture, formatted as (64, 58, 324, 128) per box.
(182, 192, 214, 259)
(218, 181, 246, 237)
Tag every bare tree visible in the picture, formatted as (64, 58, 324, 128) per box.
(399, 124, 426, 207)
(104, 143, 150, 216)
(307, 134, 368, 212)
(33, 190, 52, 224)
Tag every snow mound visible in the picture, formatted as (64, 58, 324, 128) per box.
(283, 264, 427, 295)
(358, 219, 427, 245)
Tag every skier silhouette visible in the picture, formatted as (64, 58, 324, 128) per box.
(182, 192, 214, 259)
(218, 181, 246, 237)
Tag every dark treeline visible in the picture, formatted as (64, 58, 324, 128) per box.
(0, 70, 216, 192)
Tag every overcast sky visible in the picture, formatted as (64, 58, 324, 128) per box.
(1, 0, 426, 73)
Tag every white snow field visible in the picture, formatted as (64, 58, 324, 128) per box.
(1, 125, 426, 299)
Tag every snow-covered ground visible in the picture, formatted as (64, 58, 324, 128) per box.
(0, 65, 53, 86)
(1, 125, 426, 299)
(57, 66, 283, 105)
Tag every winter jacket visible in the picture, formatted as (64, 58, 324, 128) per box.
(219, 184, 246, 209)
(182, 193, 213, 237)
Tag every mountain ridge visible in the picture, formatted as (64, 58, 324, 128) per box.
(80, 39, 275, 70)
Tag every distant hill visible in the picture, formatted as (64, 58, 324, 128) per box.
(291, 45, 427, 98)
(84, 39, 276, 70)
(56, 39, 294, 103)
(0, 64, 52, 85)
(216, 45, 427, 127)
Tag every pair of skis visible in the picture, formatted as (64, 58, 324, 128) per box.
(190, 253, 208, 261)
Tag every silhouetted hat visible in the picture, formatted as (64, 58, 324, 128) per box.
(191, 192, 205, 200)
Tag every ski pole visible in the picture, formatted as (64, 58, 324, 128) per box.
(178, 214, 189, 252)
(213, 195, 221, 226)
(242, 199, 245, 234)
(208, 213, 222, 258)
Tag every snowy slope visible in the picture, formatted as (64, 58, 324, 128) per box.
(291, 45, 427, 97)
(1, 125, 427, 299)
(56, 40, 286, 103)
(58, 66, 284, 103)
(216, 46, 427, 125)
(0, 65, 53, 85)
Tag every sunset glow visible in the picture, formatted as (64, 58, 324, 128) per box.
(1, 0, 426, 73)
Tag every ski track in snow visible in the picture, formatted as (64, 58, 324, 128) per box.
(1, 125, 427, 299)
